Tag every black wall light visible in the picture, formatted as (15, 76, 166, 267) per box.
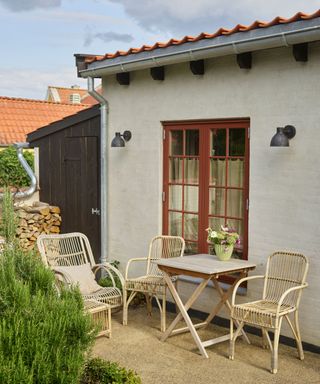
(111, 131, 132, 147)
(270, 125, 296, 147)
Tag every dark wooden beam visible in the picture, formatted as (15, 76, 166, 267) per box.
(190, 60, 204, 75)
(116, 72, 130, 85)
(237, 52, 252, 69)
(293, 43, 308, 62)
(150, 66, 165, 80)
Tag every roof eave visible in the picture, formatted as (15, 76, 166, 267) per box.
(77, 18, 320, 78)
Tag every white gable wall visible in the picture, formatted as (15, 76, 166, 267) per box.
(103, 42, 320, 346)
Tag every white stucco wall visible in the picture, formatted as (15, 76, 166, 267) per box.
(103, 42, 320, 346)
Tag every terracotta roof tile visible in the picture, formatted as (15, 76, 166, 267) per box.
(84, 10, 320, 64)
(47, 86, 98, 105)
(0, 97, 91, 145)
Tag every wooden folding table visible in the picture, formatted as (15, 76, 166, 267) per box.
(156, 254, 256, 358)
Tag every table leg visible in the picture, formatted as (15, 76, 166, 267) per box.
(161, 274, 210, 358)
(211, 276, 250, 344)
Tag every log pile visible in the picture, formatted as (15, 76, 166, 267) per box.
(15, 202, 61, 251)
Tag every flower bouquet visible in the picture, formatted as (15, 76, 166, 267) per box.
(206, 225, 240, 261)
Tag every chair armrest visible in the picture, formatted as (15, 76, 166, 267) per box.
(231, 275, 265, 306)
(276, 283, 308, 316)
(51, 268, 74, 293)
(125, 257, 148, 280)
(93, 263, 125, 290)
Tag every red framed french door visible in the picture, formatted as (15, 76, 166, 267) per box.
(162, 119, 250, 260)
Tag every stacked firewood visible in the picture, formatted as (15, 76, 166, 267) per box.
(15, 202, 61, 250)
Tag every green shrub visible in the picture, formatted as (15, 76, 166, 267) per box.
(81, 358, 141, 384)
(0, 146, 34, 188)
(0, 188, 18, 243)
(0, 193, 97, 384)
(99, 260, 122, 291)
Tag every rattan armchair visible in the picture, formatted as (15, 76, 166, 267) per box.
(229, 251, 309, 374)
(123, 235, 185, 332)
(37, 232, 124, 336)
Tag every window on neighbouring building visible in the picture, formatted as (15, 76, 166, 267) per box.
(163, 119, 250, 260)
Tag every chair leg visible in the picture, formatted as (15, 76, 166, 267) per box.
(161, 291, 166, 333)
(293, 312, 304, 360)
(146, 294, 152, 315)
(229, 318, 235, 360)
(262, 328, 269, 349)
(123, 288, 128, 325)
(271, 318, 283, 374)
(283, 312, 304, 361)
(229, 319, 244, 360)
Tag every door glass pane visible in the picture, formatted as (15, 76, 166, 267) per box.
(170, 130, 183, 155)
(227, 219, 244, 259)
(185, 241, 198, 255)
(211, 129, 226, 156)
(229, 128, 245, 156)
(169, 158, 183, 183)
(228, 159, 244, 187)
(210, 159, 226, 186)
(227, 189, 243, 218)
(184, 214, 198, 240)
(169, 212, 182, 236)
(169, 185, 182, 210)
(208, 217, 225, 232)
(209, 188, 225, 215)
(184, 186, 198, 212)
(186, 130, 199, 156)
(184, 158, 199, 184)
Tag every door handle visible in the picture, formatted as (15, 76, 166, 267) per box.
(91, 208, 100, 215)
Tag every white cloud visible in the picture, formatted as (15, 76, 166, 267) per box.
(108, 0, 320, 36)
(0, 67, 87, 100)
(0, 0, 61, 12)
(84, 30, 134, 46)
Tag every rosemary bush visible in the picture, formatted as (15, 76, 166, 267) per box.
(0, 191, 96, 384)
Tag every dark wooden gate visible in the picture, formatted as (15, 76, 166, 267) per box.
(27, 106, 101, 262)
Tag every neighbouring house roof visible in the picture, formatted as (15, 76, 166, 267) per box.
(75, 9, 320, 77)
(46, 85, 99, 105)
(80, 85, 102, 104)
(0, 96, 91, 145)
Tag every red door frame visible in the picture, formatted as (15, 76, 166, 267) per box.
(162, 118, 250, 260)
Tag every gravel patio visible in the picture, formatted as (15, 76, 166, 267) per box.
(93, 307, 320, 384)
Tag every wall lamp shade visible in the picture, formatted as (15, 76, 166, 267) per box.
(270, 125, 296, 147)
(111, 130, 132, 147)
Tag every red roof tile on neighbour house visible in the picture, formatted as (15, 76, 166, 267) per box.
(0, 96, 91, 145)
(47, 86, 97, 104)
(80, 85, 102, 105)
(84, 10, 320, 64)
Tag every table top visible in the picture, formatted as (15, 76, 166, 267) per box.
(156, 254, 256, 276)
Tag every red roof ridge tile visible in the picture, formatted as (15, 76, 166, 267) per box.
(47, 85, 87, 91)
(85, 9, 320, 64)
(0, 96, 91, 107)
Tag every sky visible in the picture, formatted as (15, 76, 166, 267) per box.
(0, 0, 319, 100)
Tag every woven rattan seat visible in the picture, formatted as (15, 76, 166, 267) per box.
(37, 232, 124, 336)
(229, 251, 309, 374)
(123, 235, 185, 332)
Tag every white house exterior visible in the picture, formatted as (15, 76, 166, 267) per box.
(76, 11, 320, 347)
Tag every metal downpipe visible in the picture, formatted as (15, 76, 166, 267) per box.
(87, 77, 108, 264)
(0, 142, 37, 200)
